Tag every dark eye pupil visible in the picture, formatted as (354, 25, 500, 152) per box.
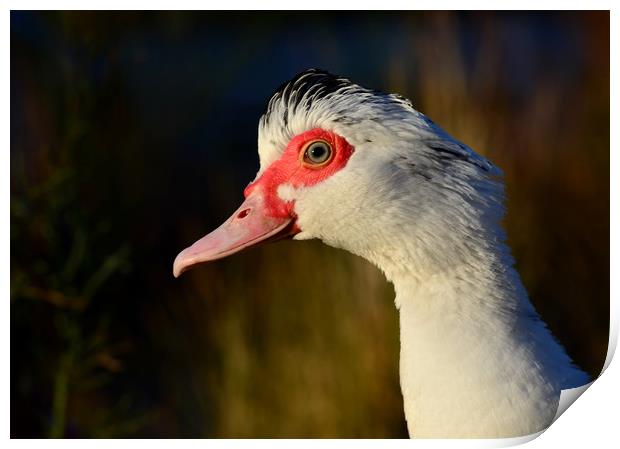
(310, 145, 326, 159)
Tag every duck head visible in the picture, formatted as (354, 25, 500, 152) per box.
(173, 69, 499, 279)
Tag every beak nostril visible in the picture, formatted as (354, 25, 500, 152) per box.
(237, 208, 251, 219)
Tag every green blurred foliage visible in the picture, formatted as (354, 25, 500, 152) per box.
(11, 11, 608, 438)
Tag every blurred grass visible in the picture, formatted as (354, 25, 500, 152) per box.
(11, 11, 609, 438)
(153, 242, 403, 437)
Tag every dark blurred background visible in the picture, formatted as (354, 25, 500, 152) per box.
(10, 11, 609, 438)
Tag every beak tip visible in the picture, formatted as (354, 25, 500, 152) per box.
(172, 252, 188, 278)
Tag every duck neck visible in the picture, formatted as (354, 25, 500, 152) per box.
(388, 241, 566, 438)
(325, 163, 588, 437)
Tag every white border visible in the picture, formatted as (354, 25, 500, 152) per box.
(3, 1, 616, 11)
(4, 4, 616, 447)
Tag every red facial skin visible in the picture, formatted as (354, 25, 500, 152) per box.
(244, 128, 355, 219)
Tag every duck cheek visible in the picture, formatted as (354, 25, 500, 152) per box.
(287, 197, 336, 244)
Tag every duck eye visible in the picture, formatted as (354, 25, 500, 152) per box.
(303, 140, 333, 166)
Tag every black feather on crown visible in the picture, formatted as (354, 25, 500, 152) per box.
(261, 69, 368, 127)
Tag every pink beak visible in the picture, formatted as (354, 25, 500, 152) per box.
(173, 192, 294, 278)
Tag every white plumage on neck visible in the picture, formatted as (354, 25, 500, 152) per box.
(292, 140, 589, 436)
(389, 235, 586, 437)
